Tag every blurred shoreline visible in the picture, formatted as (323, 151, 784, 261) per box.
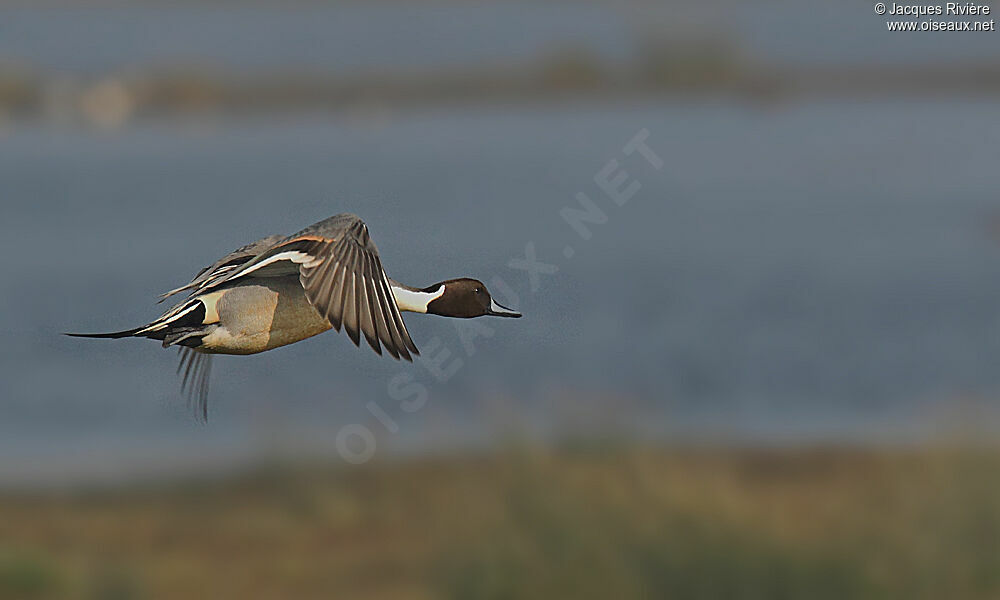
(4, 43, 1000, 128)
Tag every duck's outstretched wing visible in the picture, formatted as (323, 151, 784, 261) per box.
(201, 214, 419, 361)
(159, 234, 285, 302)
(177, 348, 213, 421)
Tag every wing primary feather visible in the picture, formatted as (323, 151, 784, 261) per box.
(349, 244, 367, 348)
(357, 252, 382, 355)
(383, 273, 416, 360)
(326, 254, 348, 331)
(342, 245, 361, 347)
(334, 242, 354, 337)
(365, 252, 401, 360)
(330, 238, 355, 327)
(316, 262, 337, 325)
(369, 253, 411, 359)
(383, 271, 419, 357)
(309, 245, 337, 324)
(370, 260, 400, 359)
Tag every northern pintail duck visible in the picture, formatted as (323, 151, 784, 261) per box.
(69, 213, 521, 418)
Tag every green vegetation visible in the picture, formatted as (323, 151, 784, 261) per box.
(0, 550, 62, 599)
(0, 446, 997, 599)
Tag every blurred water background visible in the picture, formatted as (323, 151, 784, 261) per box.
(0, 2, 999, 597)
(2, 0, 999, 483)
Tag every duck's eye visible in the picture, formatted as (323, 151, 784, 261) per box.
(474, 288, 481, 294)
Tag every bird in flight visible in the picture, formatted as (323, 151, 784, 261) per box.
(68, 213, 521, 418)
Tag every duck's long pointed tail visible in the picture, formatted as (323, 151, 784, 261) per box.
(64, 327, 145, 339)
(65, 297, 208, 342)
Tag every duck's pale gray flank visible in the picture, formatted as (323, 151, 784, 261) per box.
(68, 213, 521, 419)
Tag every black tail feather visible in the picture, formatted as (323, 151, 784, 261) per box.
(64, 327, 144, 339)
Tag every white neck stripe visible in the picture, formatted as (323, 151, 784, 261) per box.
(390, 284, 444, 313)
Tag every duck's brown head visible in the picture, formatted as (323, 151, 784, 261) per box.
(424, 278, 522, 319)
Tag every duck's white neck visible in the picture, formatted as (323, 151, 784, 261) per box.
(390, 283, 444, 313)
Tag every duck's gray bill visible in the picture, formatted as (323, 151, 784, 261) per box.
(488, 298, 522, 318)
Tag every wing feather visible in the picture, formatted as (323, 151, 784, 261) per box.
(365, 252, 396, 358)
(177, 348, 213, 421)
(357, 251, 382, 355)
(159, 234, 284, 302)
(327, 251, 348, 332)
(342, 245, 362, 347)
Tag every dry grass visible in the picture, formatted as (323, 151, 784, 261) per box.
(0, 444, 997, 599)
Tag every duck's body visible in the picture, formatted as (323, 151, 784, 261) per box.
(194, 277, 332, 355)
(69, 213, 520, 418)
(165, 275, 447, 355)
